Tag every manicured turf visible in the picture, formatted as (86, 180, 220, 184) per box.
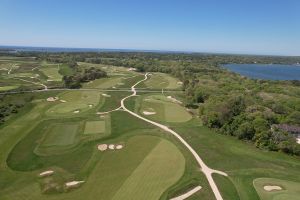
(84, 121, 105, 134)
(138, 94, 192, 123)
(253, 178, 300, 200)
(111, 139, 185, 200)
(144, 73, 181, 89)
(40, 123, 79, 146)
(0, 85, 18, 91)
(82, 77, 123, 89)
(46, 91, 101, 115)
(40, 65, 62, 81)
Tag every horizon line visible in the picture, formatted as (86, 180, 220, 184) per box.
(0, 44, 299, 57)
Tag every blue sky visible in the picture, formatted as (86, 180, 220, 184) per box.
(0, 0, 299, 55)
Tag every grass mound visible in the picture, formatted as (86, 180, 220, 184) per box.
(46, 91, 101, 115)
(139, 94, 192, 123)
(253, 178, 300, 200)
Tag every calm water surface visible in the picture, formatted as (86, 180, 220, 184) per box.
(223, 64, 300, 80)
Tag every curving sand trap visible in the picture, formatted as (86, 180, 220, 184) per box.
(177, 81, 183, 85)
(102, 93, 111, 97)
(97, 144, 108, 151)
(47, 97, 59, 102)
(143, 111, 156, 115)
(47, 79, 54, 82)
(263, 185, 282, 191)
(128, 67, 137, 71)
(88, 104, 93, 107)
(60, 100, 67, 103)
(73, 110, 80, 113)
(116, 144, 124, 149)
(39, 170, 54, 177)
(167, 96, 182, 104)
(112, 86, 116, 89)
(108, 144, 115, 150)
(65, 181, 85, 188)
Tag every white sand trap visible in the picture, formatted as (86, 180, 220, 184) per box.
(97, 144, 108, 151)
(108, 144, 115, 150)
(264, 185, 282, 191)
(65, 181, 85, 188)
(102, 93, 111, 97)
(143, 111, 156, 115)
(112, 86, 116, 89)
(73, 110, 80, 113)
(116, 144, 124, 150)
(60, 100, 67, 103)
(88, 104, 93, 107)
(167, 96, 183, 104)
(39, 170, 54, 177)
(128, 67, 137, 71)
(297, 137, 300, 144)
(47, 97, 59, 102)
(177, 81, 183, 85)
(47, 79, 54, 82)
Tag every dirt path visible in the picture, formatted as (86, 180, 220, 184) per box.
(120, 73, 227, 200)
(14, 78, 48, 90)
(170, 186, 202, 200)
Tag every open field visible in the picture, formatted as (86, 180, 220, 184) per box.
(40, 65, 62, 81)
(84, 121, 105, 134)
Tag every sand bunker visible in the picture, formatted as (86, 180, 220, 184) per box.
(108, 144, 115, 150)
(39, 170, 54, 177)
(60, 100, 67, 103)
(116, 144, 123, 149)
(73, 110, 80, 113)
(98, 144, 108, 151)
(65, 181, 84, 188)
(112, 86, 116, 89)
(47, 79, 54, 82)
(177, 81, 183, 85)
(297, 137, 300, 144)
(264, 185, 282, 191)
(47, 97, 59, 102)
(167, 96, 182, 104)
(102, 93, 111, 97)
(143, 111, 156, 115)
(88, 104, 93, 107)
(128, 67, 137, 71)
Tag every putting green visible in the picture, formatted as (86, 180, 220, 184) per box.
(83, 77, 123, 89)
(139, 95, 192, 123)
(3, 135, 185, 200)
(40, 123, 79, 146)
(253, 178, 300, 200)
(46, 91, 100, 115)
(145, 73, 180, 89)
(84, 121, 105, 134)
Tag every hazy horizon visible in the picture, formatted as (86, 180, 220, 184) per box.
(1, 0, 300, 56)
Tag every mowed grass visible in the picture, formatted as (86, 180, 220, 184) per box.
(40, 65, 62, 81)
(84, 121, 105, 134)
(82, 77, 123, 89)
(0, 85, 18, 91)
(138, 94, 192, 123)
(253, 178, 300, 200)
(46, 91, 101, 115)
(174, 124, 300, 200)
(111, 139, 185, 200)
(3, 135, 185, 200)
(40, 123, 79, 146)
(144, 73, 181, 89)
